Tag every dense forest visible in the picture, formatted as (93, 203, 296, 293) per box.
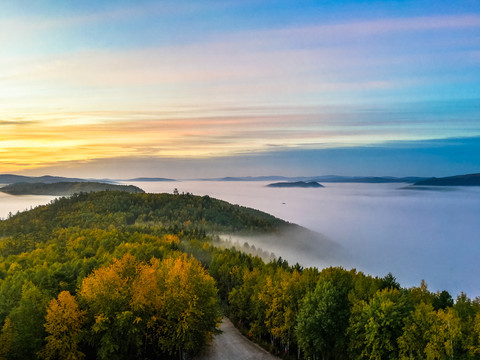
(0, 191, 479, 359)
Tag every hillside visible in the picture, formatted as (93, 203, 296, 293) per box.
(0, 181, 144, 196)
(0, 191, 299, 359)
(0, 191, 477, 360)
(414, 173, 480, 186)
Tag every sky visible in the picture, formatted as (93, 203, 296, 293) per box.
(1, 0, 479, 178)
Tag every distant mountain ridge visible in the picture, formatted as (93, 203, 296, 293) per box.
(414, 173, 480, 186)
(198, 176, 293, 181)
(313, 176, 428, 183)
(199, 175, 429, 183)
(0, 174, 88, 184)
(127, 177, 176, 182)
(0, 182, 145, 196)
(7, 173, 478, 185)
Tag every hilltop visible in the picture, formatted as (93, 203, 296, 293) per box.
(0, 191, 288, 235)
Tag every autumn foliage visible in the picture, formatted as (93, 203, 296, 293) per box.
(0, 191, 479, 359)
(40, 291, 85, 360)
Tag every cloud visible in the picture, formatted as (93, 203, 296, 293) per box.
(265, 14, 480, 40)
(3, 11, 479, 110)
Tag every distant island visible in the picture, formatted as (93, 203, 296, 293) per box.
(315, 176, 428, 183)
(0, 181, 145, 196)
(267, 181, 324, 188)
(198, 175, 429, 183)
(414, 173, 480, 186)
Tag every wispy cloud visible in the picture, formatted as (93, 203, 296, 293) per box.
(264, 14, 480, 40)
(3, 11, 479, 114)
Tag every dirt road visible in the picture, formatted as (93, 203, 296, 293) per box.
(194, 318, 280, 360)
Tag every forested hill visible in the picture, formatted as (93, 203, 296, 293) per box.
(0, 191, 288, 236)
(267, 181, 324, 188)
(0, 181, 144, 196)
(0, 191, 479, 360)
(0, 191, 290, 359)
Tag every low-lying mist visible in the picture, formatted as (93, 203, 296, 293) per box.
(219, 225, 347, 268)
(129, 181, 480, 298)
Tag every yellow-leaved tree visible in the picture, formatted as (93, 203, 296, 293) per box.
(78, 254, 139, 360)
(131, 254, 221, 357)
(78, 253, 220, 359)
(39, 291, 86, 360)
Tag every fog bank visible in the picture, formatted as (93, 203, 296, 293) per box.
(128, 181, 480, 298)
(220, 225, 347, 269)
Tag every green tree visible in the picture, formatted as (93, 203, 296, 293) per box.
(8, 281, 49, 360)
(399, 303, 463, 360)
(349, 288, 410, 360)
(433, 290, 454, 311)
(228, 267, 265, 329)
(265, 269, 306, 355)
(0, 318, 14, 360)
(380, 272, 400, 290)
(408, 280, 434, 306)
(424, 307, 461, 360)
(399, 302, 436, 359)
(296, 276, 352, 360)
(453, 292, 480, 359)
(470, 312, 480, 357)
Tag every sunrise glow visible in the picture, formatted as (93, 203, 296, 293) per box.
(1, 1, 479, 177)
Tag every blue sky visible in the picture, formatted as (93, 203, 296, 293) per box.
(1, 0, 479, 177)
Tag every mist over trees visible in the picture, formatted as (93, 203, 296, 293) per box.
(0, 191, 479, 359)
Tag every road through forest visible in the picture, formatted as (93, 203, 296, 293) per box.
(194, 318, 281, 360)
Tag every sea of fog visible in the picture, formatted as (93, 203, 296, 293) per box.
(0, 192, 55, 219)
(0, 181, 478, 298)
